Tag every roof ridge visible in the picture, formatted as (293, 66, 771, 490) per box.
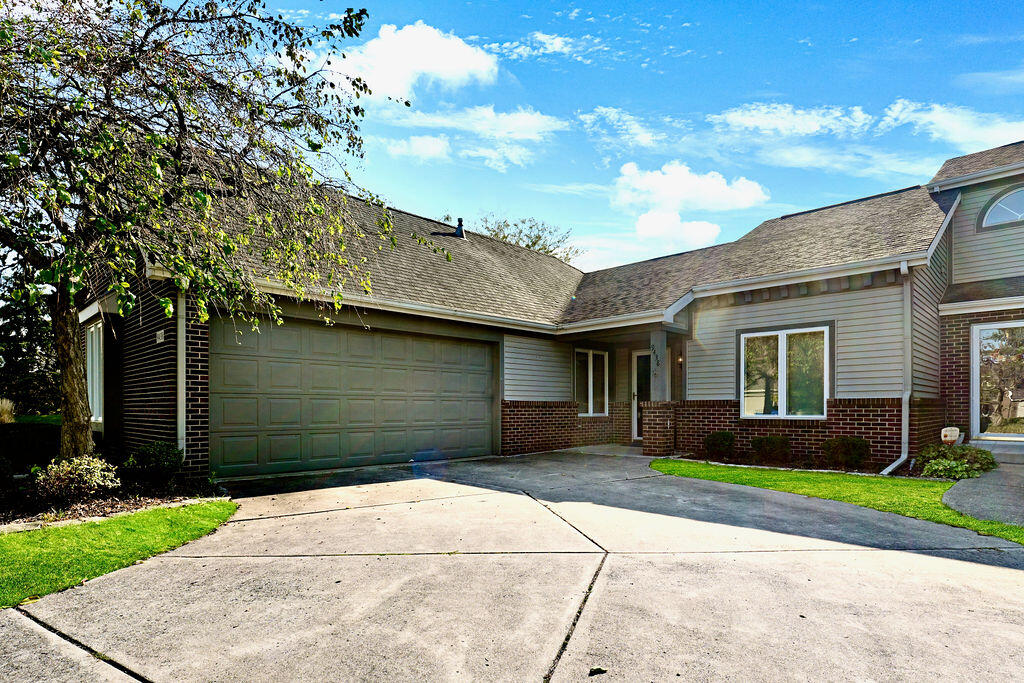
(944, 139, 1024, 161)
(376, 202, 585, 274)
(777, 185, 923, 220)
(581, 241, 733, 276)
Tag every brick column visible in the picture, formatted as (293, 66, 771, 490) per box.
(640, 401, 675, 457)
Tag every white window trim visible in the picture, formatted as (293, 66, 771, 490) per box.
(85, 320, 104, 423)
(739, 325, 830, 420)
(981, 187, 1024, 229)
(970, 319, 1024, 441)
(575, 349, 609, 417)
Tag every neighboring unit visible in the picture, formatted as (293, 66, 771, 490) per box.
(79, 141, 1024, 477)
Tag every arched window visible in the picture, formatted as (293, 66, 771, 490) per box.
(981, 186, 1024, 230)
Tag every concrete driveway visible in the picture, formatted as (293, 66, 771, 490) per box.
(4, 451, 1024, 681)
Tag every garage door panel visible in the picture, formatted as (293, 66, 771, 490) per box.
(308, 363, 343, 392)
(267, 398, 302, 427)
(309, 433, 342, 460)
(345, 365, 376, 392)
(310, 399, 341, 426)
(210, 319, 495, 476)
(380, 367, 408, 392)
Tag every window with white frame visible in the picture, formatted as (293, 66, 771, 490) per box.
(574, 349, 608, 416)
(86, 321, 103, 422)
(740, 326, 829, 419)
(981, 187, 1024, 229)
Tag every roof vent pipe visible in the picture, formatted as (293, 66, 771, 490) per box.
(454, 217, 466, 239)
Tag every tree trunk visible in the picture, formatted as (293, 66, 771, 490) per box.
(50, 286, 93, 460)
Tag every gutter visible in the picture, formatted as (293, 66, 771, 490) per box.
(176, 292, 186, 455)
(927, 161, 1024, 193)
(882, 260, 913, 475)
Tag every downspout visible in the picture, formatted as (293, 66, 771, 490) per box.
(176, 292, 186, 456)
(883, 260, 913, 475)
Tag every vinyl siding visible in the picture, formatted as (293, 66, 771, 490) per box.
(686, 285, 905, 400)
(910, 229, 949, 397)
(502, 334, 572, 401)
(952, 179, 1024, 284)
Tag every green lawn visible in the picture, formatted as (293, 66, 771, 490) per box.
(651, 459, 1024, 546)
(14, 414, 62, 425)
(0, 500, 237, 608)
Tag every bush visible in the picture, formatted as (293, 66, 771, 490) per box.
(121, 441, 184, 490)
(750, 436, 791, 464)
(0, 455, 14, 494)
(35, 455, 121, 505)
(820, 436, 871, 471)
(0, 422, 62, 473)
(703, 431, 736, 460)
(917, 444, 997, 480)
(922, 458, 977, 480)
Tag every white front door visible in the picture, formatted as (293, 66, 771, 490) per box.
(632, 350, 652, 440)
(971, 320, 1024, 440)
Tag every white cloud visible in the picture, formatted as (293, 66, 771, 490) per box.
(384, 135, 451, 162)
(525, 182, 608, 196)
(614, 161, 769, 212)
(635, 212, 721, 244)
(878, 99, 1024, 153)
(483, 31, 604, 63)
(459, 143, 532, 172)
(956, 63, 1024, 94)
(570, 224, 722, 271)
(761, 144, 943, 180)
(385, 105, 569, 141)
(708, 103, 874, 137)
(579, 107, 665, 148)
(337, 21, 497, 100)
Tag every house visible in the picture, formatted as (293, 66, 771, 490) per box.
(78, 140, 1024, 478)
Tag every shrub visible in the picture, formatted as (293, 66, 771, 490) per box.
(0, 398, 14, 424)
(35, 455, 120, 504)
(750, 435, 791, 464)
(917, 444, 997, 479)
(121, 441, 184, 490)
(821, 436, 871, 471)
(922, 458, 977, 480)
(703, 431, 736, 460)
(0, 422, 62, 473)
(0, 455, 14, 494)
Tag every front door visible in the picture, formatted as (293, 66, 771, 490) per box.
(972, 320, 1024, 440)
(632, 351, 652, 440)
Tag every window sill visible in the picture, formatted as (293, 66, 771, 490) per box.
(578, 413, 610, 418)
(740, 415, 827, 421)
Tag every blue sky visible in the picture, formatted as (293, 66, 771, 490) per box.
(284, 0, 1024, 271)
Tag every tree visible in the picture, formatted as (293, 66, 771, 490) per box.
(0, 0, 397, 459)
(0, 270, 58, 414)
(441, 213, 582, 264)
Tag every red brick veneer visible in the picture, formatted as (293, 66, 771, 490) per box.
(640, 401, 675, 457)
(941, 308, 1024, 439)
(121, 281, 178, 450)
(502, 400, 634, 455)
(182, 298, 209, 478)
(909, 397, 946, 455)
(674, 398, 902, 470)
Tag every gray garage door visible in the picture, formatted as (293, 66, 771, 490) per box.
(209, 318, 495, 477)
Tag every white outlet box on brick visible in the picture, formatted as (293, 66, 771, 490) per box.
(156, 330, 165, 344)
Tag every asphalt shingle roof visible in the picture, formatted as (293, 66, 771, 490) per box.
(561, 186, 956, 323)
(930, 140, 1024, 184)
(330, 200, 583, 326)
(942, 276, 1024, 305)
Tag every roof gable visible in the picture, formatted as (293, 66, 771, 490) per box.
(930, 140, 1024, 185)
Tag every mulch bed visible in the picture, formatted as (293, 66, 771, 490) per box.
(0, 492, 200, 525)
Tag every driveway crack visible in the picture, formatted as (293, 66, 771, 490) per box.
(522, 490, 607, 553)
(15, 607, 152, 682)
(543, 554, 606, 682)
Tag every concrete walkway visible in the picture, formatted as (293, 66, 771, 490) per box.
(3, 450, 1024, 681)
(944, 463, 1024, 526)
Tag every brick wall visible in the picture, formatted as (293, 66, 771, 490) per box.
(674, 398, 902, 470)
(501, 400, 634, 455)
(640, 401, 675, 457)
(909, 397, 946, 455)
(121, 281, 177, 450)
(501, 401, 577, 454)
(182, 298, 210, 478)
(941, 308, 1024, 438)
